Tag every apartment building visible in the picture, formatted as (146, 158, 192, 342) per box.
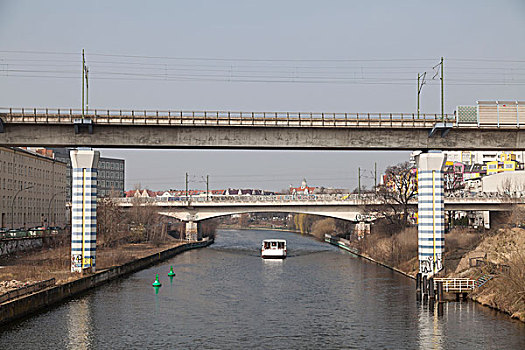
(0, 147, 68, 229)
(50, 148, 125, 198)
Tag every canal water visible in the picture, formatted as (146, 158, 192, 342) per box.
(1, 229, 524, 349)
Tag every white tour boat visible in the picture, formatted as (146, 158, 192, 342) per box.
(261, 239, 287, 259)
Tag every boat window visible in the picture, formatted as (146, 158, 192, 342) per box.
(278, 242, 284, 249)
(264, 242, 270, 249)
(271, 242, 277, 248)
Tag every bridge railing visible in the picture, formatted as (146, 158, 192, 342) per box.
(0, 107, 458, 128)
(114, 191, 525, 205)
(115, 193, 383, 204)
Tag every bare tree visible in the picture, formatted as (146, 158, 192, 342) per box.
(97, 194, 125, 247)
(369, 161, 417, 232)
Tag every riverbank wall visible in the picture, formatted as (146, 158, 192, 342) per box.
(0, 239, 213, 327)
(324, 234, 415, 280)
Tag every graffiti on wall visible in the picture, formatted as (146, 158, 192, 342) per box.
(419, 253, 443, 275)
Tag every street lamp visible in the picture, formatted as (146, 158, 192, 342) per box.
(11, 185, 34, 229)
(47, 190, 67, 228)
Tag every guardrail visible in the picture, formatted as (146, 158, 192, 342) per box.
(0, 278, 56, 304)
(0, 108, 455, 128)
(433, 278, 475, 293)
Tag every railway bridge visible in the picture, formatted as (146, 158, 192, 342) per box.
(1, 104, 524, 275)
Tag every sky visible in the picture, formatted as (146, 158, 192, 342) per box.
(0, 0, 524, 191)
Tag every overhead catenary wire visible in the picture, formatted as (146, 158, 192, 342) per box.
(1, 51, 525, 86)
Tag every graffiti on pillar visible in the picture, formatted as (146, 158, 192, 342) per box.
(419, 254, 443, 275)
(420, 258, 432, 274)
(435, 253, 443, 272)
(72, 254, 82, 268)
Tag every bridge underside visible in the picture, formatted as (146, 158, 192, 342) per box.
(2, 124, 525, 150)
(157, 205, 364, 222)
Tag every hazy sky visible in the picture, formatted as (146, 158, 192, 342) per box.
(1, 1, 524, 191)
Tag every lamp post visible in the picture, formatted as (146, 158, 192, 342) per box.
(11, 185, 33, 229)
(47, 190, 67, 228)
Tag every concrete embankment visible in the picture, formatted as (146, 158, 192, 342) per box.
(0, 239, 213, 327)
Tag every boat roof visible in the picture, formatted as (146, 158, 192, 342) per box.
(262, 239, 286, 242)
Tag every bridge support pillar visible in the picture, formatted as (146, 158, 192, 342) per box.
(185, 221, 202, 241)
(417, 152, 446, 277)
(70, 149, 100, 273)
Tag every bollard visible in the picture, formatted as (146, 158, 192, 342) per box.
(429, 278, 435, 299)
(422, 275, 428, 295)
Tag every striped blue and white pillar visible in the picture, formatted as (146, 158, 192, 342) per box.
(417, 152, 446, 277)
(70, 149, 100, 273)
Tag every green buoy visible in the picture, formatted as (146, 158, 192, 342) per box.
(152, 273, 162, 287)
(168, 266, 176, 277)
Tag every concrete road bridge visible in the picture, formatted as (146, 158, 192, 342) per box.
(2, 108, 525, 150)
(114, 193, 525, 222)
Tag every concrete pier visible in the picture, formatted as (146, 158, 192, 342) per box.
(417, 152, 446, 277)
(70, 149, 99, 273)
(185, 221, 202, 241)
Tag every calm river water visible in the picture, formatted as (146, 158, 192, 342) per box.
(1, 229, 524, 349)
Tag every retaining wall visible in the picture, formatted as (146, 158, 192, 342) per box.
(0, 237, 43, 257)
(0, 239, 213, 327)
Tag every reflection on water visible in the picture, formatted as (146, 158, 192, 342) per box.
(418, 300, 443, 350)
(0, 228, 524, 349)
(66, 299, 93, 350)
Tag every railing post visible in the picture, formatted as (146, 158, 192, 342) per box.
(228, 111, 231, 125)
(322, 113, 325, 126)
(132, 110, 135, 124)
(287, 112, 289, 126)
(180, 111, 183, 125)
(345, 113, 348, 127)
(275, 112, 278, 126)
(192, 111, 195, 125)
(252, 112, 255, 125)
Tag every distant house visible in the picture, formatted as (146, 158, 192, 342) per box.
(290, 179, 316, 195)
